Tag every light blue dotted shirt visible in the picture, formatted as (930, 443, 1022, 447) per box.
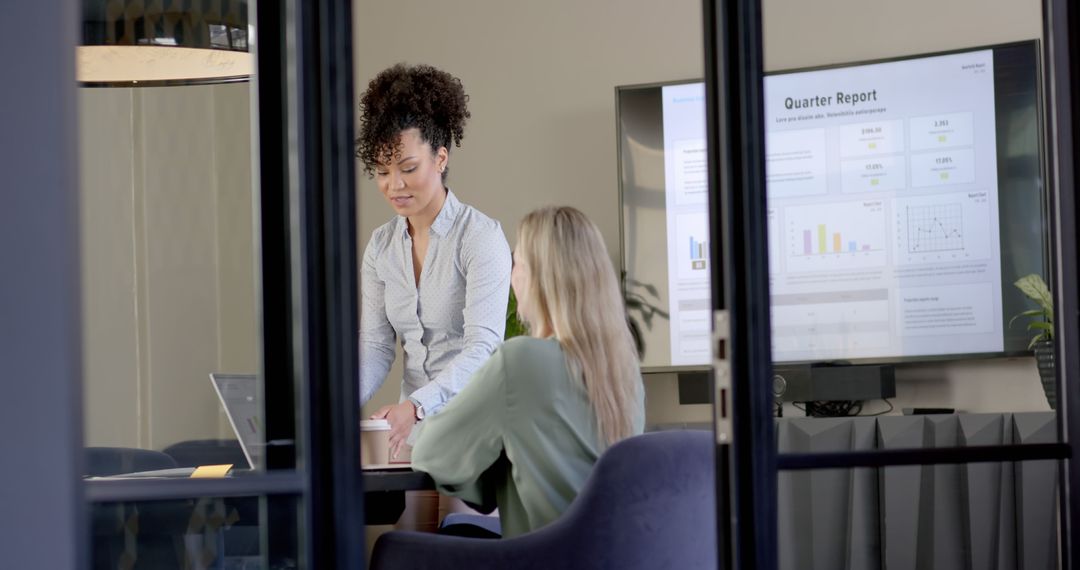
(359, 190, 511, 415)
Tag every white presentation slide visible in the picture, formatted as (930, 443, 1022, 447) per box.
(840, 155, 907, 194)
(772, 290, 891, 355)
(673, 139, 708, 206)
(837, 119, 905, 157)
(662, 83, 711, 365)
(660, 49, 1004, 365)
(897, 282, 995, 338)
(909, 148, 976, 187)
(765, 129, 829, 198)
(764, 49, 1003, 361)
(767, 207, 780, 275)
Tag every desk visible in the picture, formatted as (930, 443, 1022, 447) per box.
(87, 468, 434, 567)
(363, 468, 434, 492)
(362, 468, 435, 524)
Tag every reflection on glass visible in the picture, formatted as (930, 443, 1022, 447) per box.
(617, 81, 711, 370)
(79, 80, 263, 469)
(91, 495, 300, 570)
(79, 0, 252, 84)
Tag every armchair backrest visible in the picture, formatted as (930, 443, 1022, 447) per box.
(534, 429, 718, 568)
(85, 447, 178, 477)
(373, 429, 719, 570)
(162, 438, 247, 468)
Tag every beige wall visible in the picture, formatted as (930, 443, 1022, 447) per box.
(355, 0, 1052, 420)
(762, 0, 1042, 71)
(80, 83, 258, 449)
(354, 0, 706, 415)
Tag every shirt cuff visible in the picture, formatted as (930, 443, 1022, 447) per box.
(408, 382, 447, 416)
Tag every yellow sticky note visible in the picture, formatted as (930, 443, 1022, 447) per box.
(190, 464, 233, 478)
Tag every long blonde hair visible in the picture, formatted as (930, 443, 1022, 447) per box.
(516, 207, 641, 446)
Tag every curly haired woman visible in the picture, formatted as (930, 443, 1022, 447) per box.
(356, 64, 511, 460)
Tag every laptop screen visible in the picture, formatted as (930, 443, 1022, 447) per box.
(209, 373, 263, 470)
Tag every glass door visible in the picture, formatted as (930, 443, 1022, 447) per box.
(705, 0, 1079, 567)
(77, 1, 364, 568)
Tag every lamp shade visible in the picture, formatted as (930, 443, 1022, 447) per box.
(79, 0, 252, 85)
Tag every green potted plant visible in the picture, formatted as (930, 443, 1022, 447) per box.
(622, 273, 669, 358)
(1010, 273, 1056, 409)
(505, 289, 528, 339)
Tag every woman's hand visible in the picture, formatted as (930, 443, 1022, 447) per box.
(370, 401, 418, 460)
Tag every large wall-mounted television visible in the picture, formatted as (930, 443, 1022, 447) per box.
(617, 40, 1046, 371)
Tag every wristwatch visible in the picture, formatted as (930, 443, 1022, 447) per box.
(409, 397, 425, 420)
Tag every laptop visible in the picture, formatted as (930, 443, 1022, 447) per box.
(209, 373, 263, 471)
(86, 374, 263, 479)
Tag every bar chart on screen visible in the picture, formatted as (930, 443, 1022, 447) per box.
(784, 200, 888, 272)
(674, 212, 710, 280)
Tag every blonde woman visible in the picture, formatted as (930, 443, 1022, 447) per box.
(411, 206, 645, 538)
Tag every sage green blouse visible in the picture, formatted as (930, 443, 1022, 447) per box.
(411, 336, 644, 538)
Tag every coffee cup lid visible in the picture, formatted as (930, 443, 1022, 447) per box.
(360, 419, 391, 431)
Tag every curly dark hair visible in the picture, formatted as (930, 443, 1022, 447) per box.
(355, 63, 471, 179)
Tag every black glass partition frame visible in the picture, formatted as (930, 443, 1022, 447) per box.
(1045, 0, 1080, 559)
(703, 0, 776, 567)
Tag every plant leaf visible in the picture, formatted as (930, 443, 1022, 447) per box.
(627, 318, 643, 357)
(1008, 309, 1048, 329)
(1014, 274, 1053, 315)
(1028, 333, 1051, 350)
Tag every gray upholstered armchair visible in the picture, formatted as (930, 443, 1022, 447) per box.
(371, 430, 718, 570)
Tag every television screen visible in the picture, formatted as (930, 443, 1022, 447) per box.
(618, 41, 1045, 369)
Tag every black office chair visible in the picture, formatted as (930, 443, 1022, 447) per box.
(371, 430, 718, 570)
(85, 447, 178, 477)
(162, 438, 248, 468)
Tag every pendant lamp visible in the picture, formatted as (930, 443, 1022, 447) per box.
(79, 0, 253, 86)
